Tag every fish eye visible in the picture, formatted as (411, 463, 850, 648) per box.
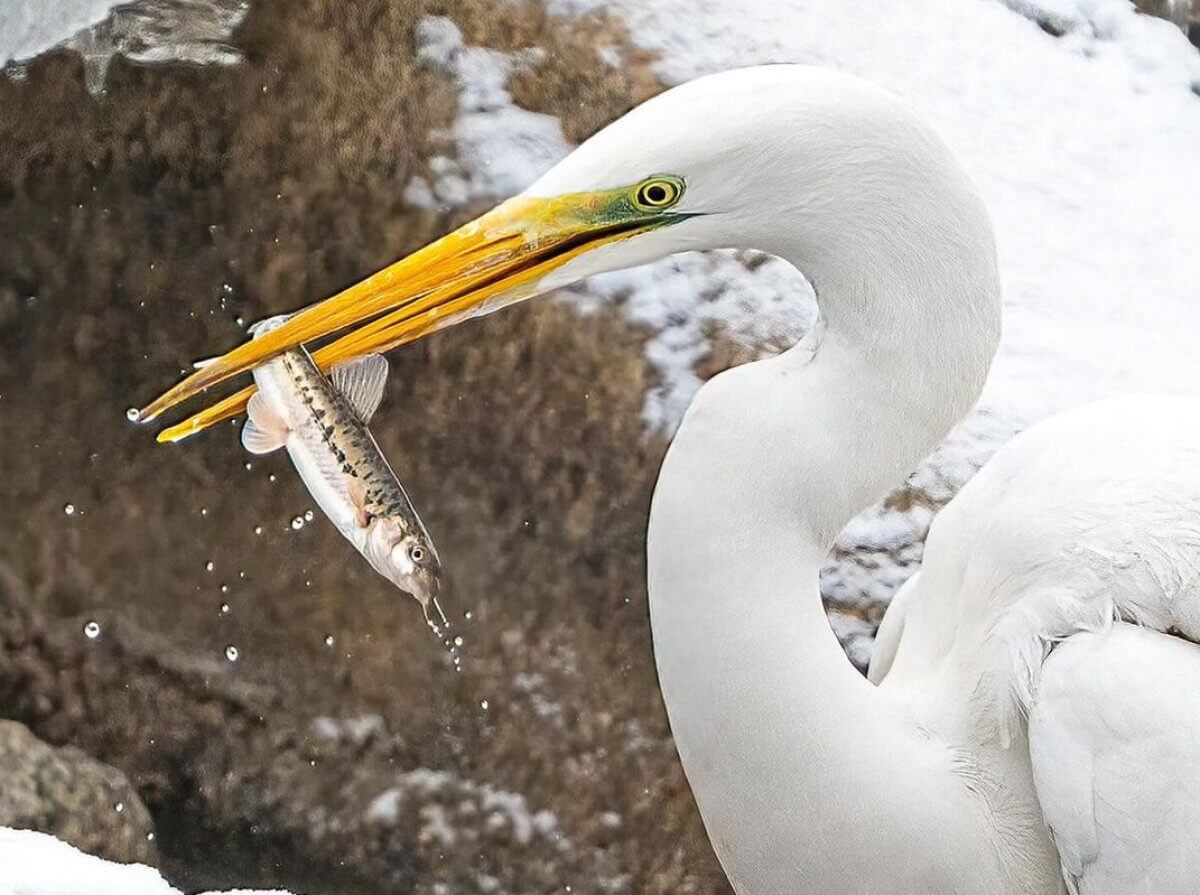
(633, 176, 684, 211)
(409, 544, 426, 563)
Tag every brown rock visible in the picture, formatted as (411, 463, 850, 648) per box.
(0, 719, 157, 865)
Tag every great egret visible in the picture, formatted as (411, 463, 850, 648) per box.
(138, 66, 1200, 894)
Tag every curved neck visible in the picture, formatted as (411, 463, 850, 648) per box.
(646, 186, 1003, 891)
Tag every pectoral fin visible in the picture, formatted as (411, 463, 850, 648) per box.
(330, 355, 388, 423)
(241, 393, 288, 455)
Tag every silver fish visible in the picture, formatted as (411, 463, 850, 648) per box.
(238, 316, 442, 615)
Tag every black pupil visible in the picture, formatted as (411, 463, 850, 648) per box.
(411, 547, 423, 561)
(645, 184, 668, 204)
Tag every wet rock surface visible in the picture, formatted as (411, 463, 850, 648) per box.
(0, 718, 157, 865)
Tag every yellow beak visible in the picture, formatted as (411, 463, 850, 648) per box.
(141, 187, 683, 443)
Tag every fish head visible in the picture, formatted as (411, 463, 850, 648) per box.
(364, 515, 442, 610)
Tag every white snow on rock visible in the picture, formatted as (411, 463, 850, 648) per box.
(410, 16, 572, 207)
(363, 767, 564, 852)
(0, 827, 293, 895)
(0, 0, 122, 64)
(2, 0, 248, 93)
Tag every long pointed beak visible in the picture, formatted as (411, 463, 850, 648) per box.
(140, 189, 680, 442)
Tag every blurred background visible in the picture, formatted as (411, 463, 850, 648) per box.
(0, 0, 1197, 892)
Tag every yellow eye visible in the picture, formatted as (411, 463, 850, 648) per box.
(633, 176, 684, 210)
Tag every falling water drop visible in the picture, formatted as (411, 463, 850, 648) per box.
(254, 526, 263, 535)
(463, 610, 473, 621)
(220, 584, 229, 594)
(205, 561, 215, 572)
(324, 634, 335, 647)
(480, 699, 489, 711)
(125, 407, 140, 422)
(225, 645, 239, 662)
(114, 802, 124, 813)
(63, 504, 76, 516)
(291, 516, 304, 530)
(83, 620, 101, 640)
(220, 603, 230, 615)
(453, 635, 464, 648)
(304, 509, 314, 522)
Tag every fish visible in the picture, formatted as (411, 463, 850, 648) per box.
(235, 315, 443, 618)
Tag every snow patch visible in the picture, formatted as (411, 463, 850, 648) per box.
(2, 0, 249, 93)
(411, 16, 571, 206)
(0, 827, 293, 895)
(362, 767, 563, 851)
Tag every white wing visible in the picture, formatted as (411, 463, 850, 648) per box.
(1029, 623, 1200, 895)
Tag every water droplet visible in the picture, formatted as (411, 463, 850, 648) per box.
(463, 610, 473, 621)
(269, 474, 277, 483)
(220, 584, 229, 594)
(254, 526, 263, 535)
(220, 603, 230, 615)
(146, 832, 155, 842)
(225, 645, 239, 662)
(453, 636, 464, 648)
(235, 316, 245, 327)
(125, 407, 140, 422)
(114, 802, 124, 813)
(222, 283, 234, 295)
(200, 507, 208, 516)
(63, 504, 76, 516)
(83, 620, 100, 639)
(324, 634, 334, 647)
(480, 699, 489, 711)
(205, 561, 214, 572)
(304, 509, 314, 522)
(244, 462, 252, 471)
(291, 516, 304, 530)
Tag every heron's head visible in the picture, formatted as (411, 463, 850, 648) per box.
(141, 65, 970, 438)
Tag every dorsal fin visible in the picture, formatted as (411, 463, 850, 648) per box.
(330, 355, 388, 422)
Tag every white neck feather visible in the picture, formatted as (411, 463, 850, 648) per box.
(645, 135, 1005, 892)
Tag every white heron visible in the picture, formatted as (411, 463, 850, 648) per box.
(139, 65, 1200, 894)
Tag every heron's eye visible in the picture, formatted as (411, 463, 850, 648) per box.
(409, 545, 426, 563)
(633, 176, 684, 211)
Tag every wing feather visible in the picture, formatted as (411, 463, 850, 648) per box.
(1029, 624, 1200, 895)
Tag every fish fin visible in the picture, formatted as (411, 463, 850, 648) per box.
(348, 478, 372, 528)
(330, 355, 388, 423)
(241, 392, 288, 455)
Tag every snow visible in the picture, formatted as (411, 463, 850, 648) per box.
(1, 0, 248, 92)
(411, 17, 572, 207)
(0, 828, 292, 895)
(0, 1, 122, 64)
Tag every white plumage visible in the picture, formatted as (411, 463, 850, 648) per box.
(516, 66, 1200, 894)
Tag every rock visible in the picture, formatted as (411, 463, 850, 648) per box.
(1134, 0, 1193, 32)
(0, 720, 156, 865)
